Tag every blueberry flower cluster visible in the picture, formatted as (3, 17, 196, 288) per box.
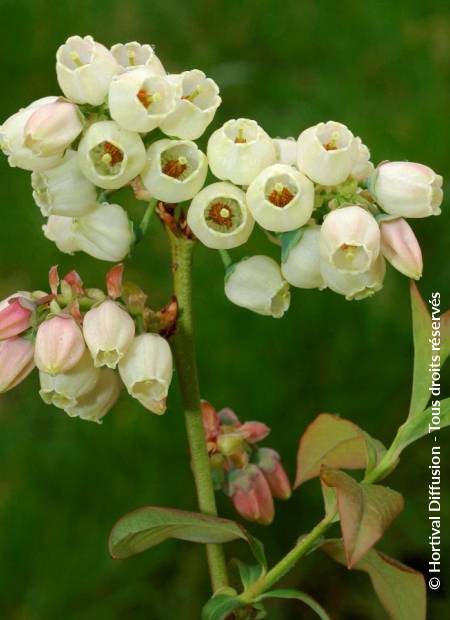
(0, 264, 174, 422)
(0, 36, 444, 316)
(202, 401, 291, 525)
(0, 36, 221, 262)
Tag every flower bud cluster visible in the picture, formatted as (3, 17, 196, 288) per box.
(0, 264, 174, 422)
(0, 36, 221, 262)
(201, 401, 291, 525)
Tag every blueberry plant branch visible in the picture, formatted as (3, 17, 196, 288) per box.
(166, 226, 229, 591)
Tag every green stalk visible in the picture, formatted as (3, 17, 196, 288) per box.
(167, 228, 229, 592)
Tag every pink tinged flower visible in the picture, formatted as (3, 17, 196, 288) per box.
(230, 465, 274, 525)
(256, 448, 292, 500)
(201, 400, 220, 443)
(83, 299, 135, 368)
(380, 218, 423, 280)
(0, 298, 33, 339)
(238, 421, 271, 444)
(0, 337, 35, 394)
(106, 263, 124, 300)
(24, 100, 83, 157)
(34, 315, 85, 375)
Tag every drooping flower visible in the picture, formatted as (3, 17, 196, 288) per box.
(320, 254, 386, 301)
(255, 448, 291, 500)
(118, 333, 173, 414)
(0, 296, 34, 339)
(24, 100, 83, 157)
(281, 226, 325, 289)
(64, 367, 122, 423)
(0, 337, 35, 394)
(83, 299, 135, 368)
(34, 315, 85, 375)
(229, 465, 275, 525)
(224, 255, 290, 318)
(320, 206, 380, 274)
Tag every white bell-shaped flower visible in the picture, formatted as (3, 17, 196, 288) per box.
(74, 202, 134, 262)
(281, 226, 325, 289)
(77, 120, 146, 190)
(225, 255, 290, 318)
(39, 349, 100, 409)
(207, 118, 277, 185)
(320, 206, 380, 274)
(297, 121, 360, 186)
(0, 96, 64, 171)
(160, 69, 221, 140)
(56, 35, 120, 105)
(246, 164, 314, 232)
(110, 41, 166, 75)
(273, 138, 297, 166)
(141, 139, 208, 203)
(187, 182, 254, 249)
(83, 299, 135, 369)
(64, 368, 122, 423)
(108, 68, 179, 133)
(118, 333, 173, 415)
(23, 100, 83, 157)
(32, 150, 97, 217)
(34, 315, 85, 375)
(320, 255, 386, 301)
(372, 161, 443, 218)
(43, 215, 81, 254)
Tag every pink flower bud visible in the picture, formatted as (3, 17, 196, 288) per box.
(229, 465, 274, 525)
(34, 315, 85, 375)
(0, 337, 35, 393)
(218, 407, 241, 425)
(24, 100, 83, 157)
(106, 264, 124, 299)
(0, 297, 33, 339)
(256, 448, 292, 500)
(380, 218, 423, 280)
(201, 400, 220, 442)
(238, 421, 271, 443)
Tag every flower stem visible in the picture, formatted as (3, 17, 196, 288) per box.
(166, 228, 229, 592)
(238, 513, 335, 604)
(219, 249, 233, 269)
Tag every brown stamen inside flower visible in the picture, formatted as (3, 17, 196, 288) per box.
(268, 185, 294, 207)
(323, 130, 340, 151)
(137, 88, 153, 108)
(103, 142, 124, 166)
(234, 128, 247, 144)
(207, 202, 233, 228)
(162, 158, 188, 178)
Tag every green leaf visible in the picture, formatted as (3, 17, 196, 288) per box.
(323, 540, 426, 620)
(232, 560, 264, 589)
(257, 589, 331, 620)
(408, 282, 432, 418)
(109, 506, 265, 564)
(201, 593, 242, 620)
(295, 413, 370, 486)
(321, 468, 404, 567)
(389, 397, 450, 461)
(281, 228, 304, 263)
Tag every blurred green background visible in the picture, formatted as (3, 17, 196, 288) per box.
(0, 0, 449, 618)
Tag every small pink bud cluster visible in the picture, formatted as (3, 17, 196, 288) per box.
(0, 264, 175, 423)
(202, 401, 291, 525)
